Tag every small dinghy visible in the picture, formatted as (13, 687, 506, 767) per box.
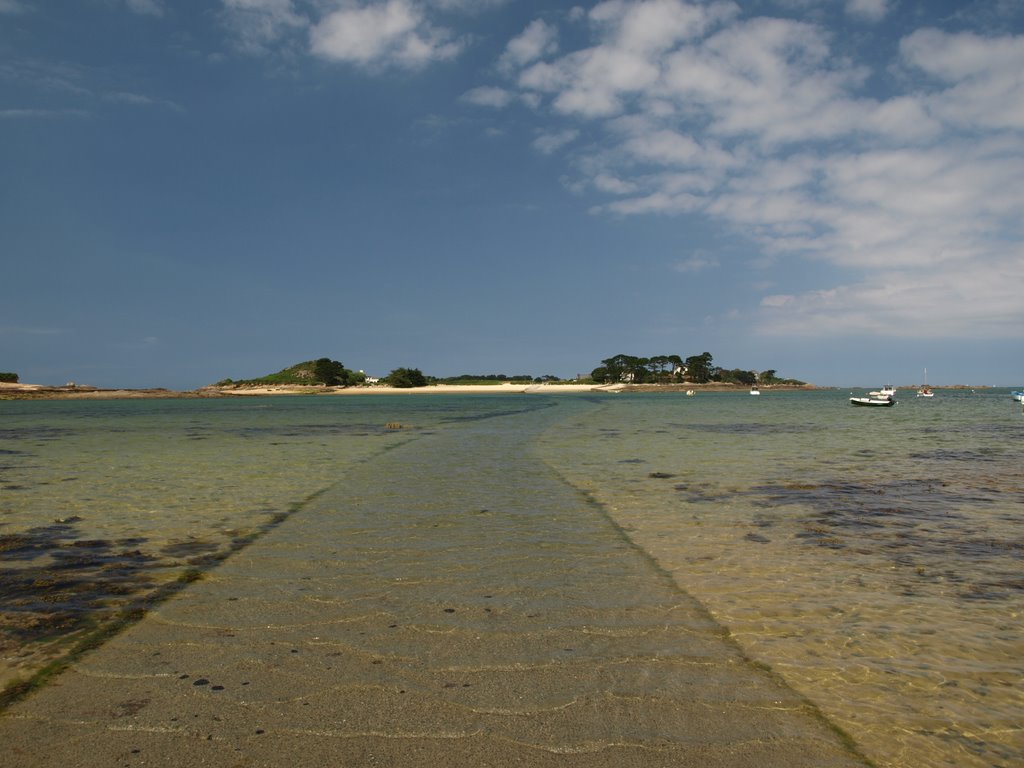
(850, 395, 895, 407)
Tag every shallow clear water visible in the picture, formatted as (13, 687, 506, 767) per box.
(535, 389, 1024, 768)
(1, 390, 1021, 767)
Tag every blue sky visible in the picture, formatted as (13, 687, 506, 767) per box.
(2, 0, 1022, 389)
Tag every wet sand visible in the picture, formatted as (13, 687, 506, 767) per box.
(0, 412, 869, 767)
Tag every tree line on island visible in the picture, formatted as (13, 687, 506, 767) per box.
(216, 359, 557, 389)
(590, 352, 803, 386)
(215, 353, 803, 390)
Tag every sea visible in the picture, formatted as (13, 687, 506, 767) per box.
(1, 389, 1021, 767)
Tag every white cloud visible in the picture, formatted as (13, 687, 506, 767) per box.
(901, 29, 1024, 131)
(592, 173, 638, 194)
(759, 252, 1024, 337)
(845, 0, 891, 23)
(125, 0, 164, 17)
(428, 0, 509, 11)
(499, 19, 558, 73)
(486, 0, 1024, 339)
(461, 86, 514, 108)
(662, 17, 873, 146)
(590, 0, 737, 51)
(516, 0, 739, 120)
(221, 0, 308, 54)
(674, 253, 719, 272)
(0, 0, 28, 13)
(310, 0, 462, 69)
(532, 128, 579, 155)
(0, 108, 89, 119)
(103, 91, 184, 111)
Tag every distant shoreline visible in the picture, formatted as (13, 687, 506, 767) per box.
(4, 381, 808, 400)
(2, 381, 621, 399)
(0, 381, 992, 401)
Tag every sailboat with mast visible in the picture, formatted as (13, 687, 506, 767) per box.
(917, 369, 934, 398)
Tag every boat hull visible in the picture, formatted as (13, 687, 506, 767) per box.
(850, 397, 895, 407)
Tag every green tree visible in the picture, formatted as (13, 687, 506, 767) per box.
(719, 368, 756, 385)
(0, 372, 19, 383)
(601, 354, 653, 383)
(386, 367, 427, 388)
(647, 355, 674, 382)
(684, 352, 714, 383)
(313, 358, 349, 386)
(599, 354, 627, 382)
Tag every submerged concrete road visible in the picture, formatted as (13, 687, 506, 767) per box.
(0, 411, 870, 767)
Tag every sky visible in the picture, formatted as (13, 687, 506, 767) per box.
(2, 0, 1022, 389)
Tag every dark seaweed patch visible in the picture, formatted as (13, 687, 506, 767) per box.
(744, 479, 1024, 600)
(908, 448, 1001, 462)
(682, 422, 814, 435)
(0, 427, 72, 441)
(673, 483, 734, 503)
(231, 423, 405, 438)
(159, 539, 221, 558)
(438, 400, 557, 423)
(1, 484, 332, 712)
(0, 525, 158, 642)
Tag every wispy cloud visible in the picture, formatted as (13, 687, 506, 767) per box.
(103, 90, 184, 111)
(310, 0, 463, 70)
(845, 0, 891, 23)
(674, 253, 719, 273)
(217, 0, 505, 70)
(0, 108, 89, 119)
(2, 60, 182, 116)
(0, 0, 29, 14)
(532, 128, 579, 155)
(0, 326, 67, 336)
(498, 19, 558, 74)
(221, 0, 308, 55)
(472, 0, 1024, 339)
(125, 0, 164, 17)
(461, 85, 514, 108)
(0, 60, 94, 96)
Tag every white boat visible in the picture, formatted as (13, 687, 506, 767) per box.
(850, 395, 895, 407)
(685, 390, 695, 397)
(750, 386, 760, 395)
(869, 385, 896, 398)
(917, 369, 934, 398)
(1012, 390, 1024, 402)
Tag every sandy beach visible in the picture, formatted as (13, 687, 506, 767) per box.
(0, 381, 626, 399)
(1, 380, 823, 400)
(219, 382, 628, 396)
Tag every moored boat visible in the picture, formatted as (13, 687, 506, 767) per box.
(850, 395, 895, 407)
(917, 369, 934, 397)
